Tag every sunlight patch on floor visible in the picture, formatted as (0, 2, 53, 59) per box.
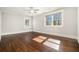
(33, 36, 47, 43)
(47, 38, 61, 44)
(43, 38, 61, 50)
(38, 36, 47, 39)
(33, 38, 45, 43)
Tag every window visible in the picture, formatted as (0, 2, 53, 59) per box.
(45, 9, 63, 27)
(46, 15, 53, 26)
(24, 18, 31, 28)
(24, 18, 32, 32)
(25, 19, 29, 26)
(53, 12, 62, 26)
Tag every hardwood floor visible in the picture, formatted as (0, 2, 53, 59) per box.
(0, 32, 79, 52)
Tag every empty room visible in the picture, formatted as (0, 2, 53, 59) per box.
(0, 7, 79, 52)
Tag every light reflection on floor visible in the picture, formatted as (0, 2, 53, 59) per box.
(43, 38, 61, 50)
(33, 38, 45, 43)
(47, 38, 61, 44)
(33, 36, 61, 51)
(33, 36, 47, 43)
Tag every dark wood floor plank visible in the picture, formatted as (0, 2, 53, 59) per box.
(0, 32, 79, 52)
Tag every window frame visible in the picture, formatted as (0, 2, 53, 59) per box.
(44, 9, 64, 27)
(44, 15, 53, 27)
(24, 18, 31, 28)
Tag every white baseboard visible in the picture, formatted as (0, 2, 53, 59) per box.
(53, 33, 77, 39)
(34, 31, 77, 40)
(1, 30, 78, 41)
(1, 30, 32, 35)
(77, 37, 79, 43)
(78, 40, 79, 43)
(51, 33, 77, 39)
(0, 35, 1, 41)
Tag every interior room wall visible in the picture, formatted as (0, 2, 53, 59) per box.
(0, 11, 1, 40)
(77, 8, 79, 43)
(2, 11, 32, 35)
(1, 7, 78, 40)
(33, 7, 77, 39)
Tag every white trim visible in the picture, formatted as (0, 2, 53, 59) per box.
(77, 37, 79, 43)
(1, 31, 77, 40)
(53, 33, 77, 39)
(51, 33, 77, 39)
(78, 40, 79, 43)
(34, 31, 77, 40)
(0, 35, 1, 41)
(51, 34, 77, 39)
(76, 36, 79, 43)
(1, 30, 32, 35)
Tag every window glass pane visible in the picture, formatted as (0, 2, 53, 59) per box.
(25, 19, 29, 26)
(53, 12, 61, 19)
(46, 15, 52, 25)
(53, 12, 62, 25)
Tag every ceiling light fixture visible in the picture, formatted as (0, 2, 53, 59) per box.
(24, 7, 39, 15)
(30, 10, 34, 14)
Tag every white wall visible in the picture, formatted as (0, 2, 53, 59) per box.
(1, 7, 77, 40)
(77, 8, 79, 43)
(33, 7, 77, 39)
(0, 11, 1, 40)
(2, 11, 32, 35)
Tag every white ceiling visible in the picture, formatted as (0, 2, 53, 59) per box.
(0, 7, 60, 16)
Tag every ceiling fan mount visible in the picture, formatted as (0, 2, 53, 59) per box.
(24, 7, 39, 14)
